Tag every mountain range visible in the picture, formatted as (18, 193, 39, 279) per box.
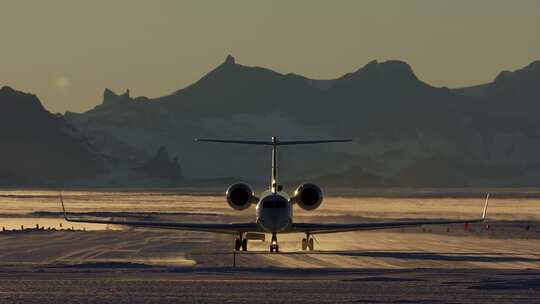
(0, 87, 181, 187)
(0, 86, 103, 185)
(2, 56, 540, 187)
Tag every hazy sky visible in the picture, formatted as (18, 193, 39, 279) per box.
(1, 0, 539, 113)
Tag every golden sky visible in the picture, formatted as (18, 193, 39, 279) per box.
(1, 0, 539, 113)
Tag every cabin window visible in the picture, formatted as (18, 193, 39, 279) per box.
(263, 199, 286, 208)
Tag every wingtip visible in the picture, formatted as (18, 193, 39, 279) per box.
(59, 193, 68, 220)
(482, 193, 490, 220)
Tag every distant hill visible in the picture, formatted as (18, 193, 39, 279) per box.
(64, 56, 540, 187)
(0, 86, 104, 185)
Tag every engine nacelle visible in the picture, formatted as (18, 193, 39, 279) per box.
(292, 183, 323, 211)
(226, 183, 255, 210)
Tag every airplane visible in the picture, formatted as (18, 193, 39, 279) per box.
(61, 136, 489, 253)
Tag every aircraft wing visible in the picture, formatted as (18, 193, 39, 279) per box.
(291, 194, 490, 235)
(60, 196, 259, 234)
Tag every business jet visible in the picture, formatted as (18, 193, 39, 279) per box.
(61, 137, 489, 252)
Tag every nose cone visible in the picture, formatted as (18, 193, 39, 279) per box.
(257, 193, 292, 232)
(259, 209, 290, 232)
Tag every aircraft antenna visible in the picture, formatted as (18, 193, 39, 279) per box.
(272, 136, 278, 192)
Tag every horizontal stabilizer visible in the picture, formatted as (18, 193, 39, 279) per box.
(195, 138, 352, 146)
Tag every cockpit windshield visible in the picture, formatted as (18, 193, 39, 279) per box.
(263, 199, 287, 208)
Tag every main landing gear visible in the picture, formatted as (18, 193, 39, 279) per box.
(270, 233, 279, 252)
(301, 233, 314, 251)
(234, 234, 248, 251)
(235, 233, 314, 252)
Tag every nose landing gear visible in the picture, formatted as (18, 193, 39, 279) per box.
(270, 233, 279, 252)
(301, 233, 315, 251)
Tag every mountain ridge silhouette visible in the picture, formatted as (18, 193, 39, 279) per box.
(2, 55, 540, 187)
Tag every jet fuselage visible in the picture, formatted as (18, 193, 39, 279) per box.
(256, 191, 292, 233)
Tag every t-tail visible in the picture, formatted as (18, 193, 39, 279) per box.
(195, 136, 352, 192)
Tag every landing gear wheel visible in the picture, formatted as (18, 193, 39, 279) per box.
(308, 238, 314, 251)
(301, 238, 307, 251)
(241, 238, 248, 251)
(234, 237, 241, 251)
(270, 233, 279, 253)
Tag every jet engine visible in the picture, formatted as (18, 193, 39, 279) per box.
(292, 183, 323, 210)
(226, 183, 256, 210)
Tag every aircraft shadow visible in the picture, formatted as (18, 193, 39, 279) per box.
(225, 250, 540, 263)
(301, 251, 540, 263)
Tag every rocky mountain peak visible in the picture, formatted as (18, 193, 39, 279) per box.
(336, 59, 420, 88)
(103, 88, 118, 102)
(367, 60, 417, 81)
(524, 60, 540, 72)
(0, 85, 16, 94)
(224, 54, 236, 65)
(494, 60, 540, 82)
(102, 88, 132, 106)
(136, 146, 181, 182)
(491, 60, 540, 99)
(378, 60, 417, 78)
(0, 86, 46, 115)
